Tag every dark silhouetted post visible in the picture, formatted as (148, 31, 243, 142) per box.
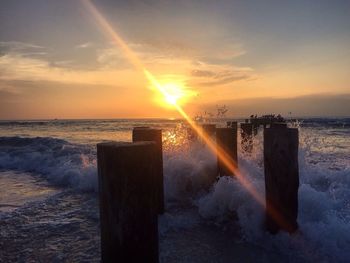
(216, 127, 237, 176)
(251, 119, 258, 136)
(264, 125, 299, 234)
(201, 124, 216, 139)
(97, 142, 159, 263)
(132, 127, 164, 214)
(241, 123, 253, 153)
(270, 122, 287, 128)
(227, 121, 238, 130)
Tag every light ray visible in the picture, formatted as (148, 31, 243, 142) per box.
(81, 0, 294, 231)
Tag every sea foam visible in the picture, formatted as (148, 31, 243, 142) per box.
(0, 127, 349, 262)
(0, 137, 97, 191)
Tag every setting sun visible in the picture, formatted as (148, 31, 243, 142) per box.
(151, 79, 197, 109)
(163, 83, 185, 105)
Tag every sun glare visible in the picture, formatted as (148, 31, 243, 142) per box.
(163, 83, 183, 105)
(154, 81, 196, 108)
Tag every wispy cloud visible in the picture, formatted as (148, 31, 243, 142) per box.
(189, 63, 255, 87)
(0, 52, 123, 86)
(0, 41, 44, 51)
(94, 40, 255, 88)
(0, 39, 255, 94)
(75, 42, 94, 49)
(208, 93, 350, 117)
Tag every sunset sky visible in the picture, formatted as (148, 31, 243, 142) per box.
(0, 0, 349, 119)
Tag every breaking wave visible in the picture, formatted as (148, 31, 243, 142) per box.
(0, 125, 349, 262)
(0, 137, 97, 191)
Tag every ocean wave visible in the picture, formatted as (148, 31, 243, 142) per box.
(0, 133, 349, 261)
(0, 136, 97, 191)
(300, 118, 350, 128)
(196, 135, 350, 262)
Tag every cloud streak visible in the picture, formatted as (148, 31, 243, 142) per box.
(0, 40, 256, 99)
(207, 93, 350, 117)
(189, 63, 255, 87)
(75, 42, 94, 49)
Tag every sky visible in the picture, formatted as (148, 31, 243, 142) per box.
(0, 0, 349, 119)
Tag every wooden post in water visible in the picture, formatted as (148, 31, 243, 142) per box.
(97, 142, 159, 263)
(227, 121, 238, 130)
(270, 122, 287, 128)
(240, 123, 253, 153)
(201, 124, 216, 139)
(251, 119, 259, 136)
(264, 125, 299, 234)
(132, 127, 164, 214)
(216, 127, 237, 176)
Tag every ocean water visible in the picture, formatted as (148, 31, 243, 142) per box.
(0, 118, 349, 262)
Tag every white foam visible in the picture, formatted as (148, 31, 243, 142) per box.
(195, 128, 350, 262)
(0, 137, 98, 191)
(163, 142, 217, 202)
(0, 125, 349, 261)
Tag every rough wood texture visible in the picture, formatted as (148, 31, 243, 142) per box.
(132, 128, 164, 214)
(227, 121, 238, 129)
(97, 142, 159, 263)
(240, 123, 253, 153)
(270, 122, 287, 128)
(216, 127, 237, 176)
(264, 127, 299, 234)
(201, 124, 216, 139)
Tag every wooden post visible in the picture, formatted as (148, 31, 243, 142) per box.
(240, 123, 253, 153)
(227, 121, 238, 129)
(132, 127, 164, 214)
(97, 142, 159, 263)
(270, 122, 287, 128)
(251, 119, 258, 136)
(216, 127, 237, 176)
(201, 124, 216, 138)
(264, 126, 299, 234)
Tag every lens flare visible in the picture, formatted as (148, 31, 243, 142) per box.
(154, 82, 196, 107)
(163, 83, 182, 105)
(81, 0, 295, 232)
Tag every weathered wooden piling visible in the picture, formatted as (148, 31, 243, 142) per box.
(251, 119, 259, 136)
(201, 124, 216, 138)
(264, 125, 299, 234)
(97, 142, 159, 263)
(227, 121, 238, 129)
(216, 127, 237, 176)
(132, 127, 164, 214)
(240, 123, 253, 153)
(270, 122, 287, 128)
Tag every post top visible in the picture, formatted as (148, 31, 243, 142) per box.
(269, 123, 288, 128)
(216, 127, 235, 131)
(240, 122, 252, 126)
(97, 141, 155, 149)
(133, 126, 161, 131)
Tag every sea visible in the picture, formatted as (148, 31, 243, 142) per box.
(0, 118, 349, 262)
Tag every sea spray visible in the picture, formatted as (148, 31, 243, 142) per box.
(0, 137, 98, 191)
(195, 126, 350, 262)
(0, 121, 349, 262)
(163, 141, 216, 202)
